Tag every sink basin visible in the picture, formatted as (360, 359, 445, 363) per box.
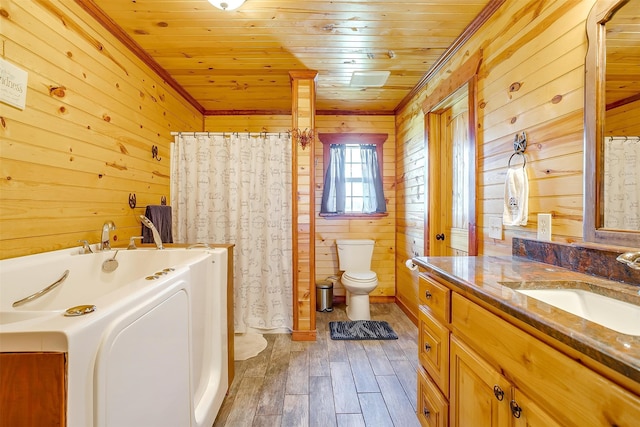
(517, 288, 640, 336)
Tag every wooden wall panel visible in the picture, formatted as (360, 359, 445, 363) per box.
(395, 0, 595, 318)
(204, 115, 292, 133)
(290, 72, 317, 340)
(0, 0, 202, 259)
(606, 99, 640, 136)
(315, 115, 397, 299)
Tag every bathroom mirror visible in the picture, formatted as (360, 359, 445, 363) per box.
(584, 0, 640, 247)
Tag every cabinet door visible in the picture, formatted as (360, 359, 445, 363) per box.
(511, 388, 563, 427)
(0, 352, 66, 427)
(450, 336, 511, 427)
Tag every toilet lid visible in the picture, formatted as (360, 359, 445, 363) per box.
(343, 271, 377, 282)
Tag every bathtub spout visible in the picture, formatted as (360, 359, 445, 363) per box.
(101, 221, 116, 251)
(140, 215, 164, 249)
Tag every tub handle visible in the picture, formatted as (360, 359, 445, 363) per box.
(12, 269, 70, 307)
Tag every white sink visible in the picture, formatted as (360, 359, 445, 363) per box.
(517, 288, 640, 336)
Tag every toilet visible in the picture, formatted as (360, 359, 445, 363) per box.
(336, 239, 378, 320)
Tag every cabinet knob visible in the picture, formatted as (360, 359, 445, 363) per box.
(510, 400, 522, 418)
(425, 290, 432, 300)
(435, 233, 445, 241)
(423, 406, 430, 418)
(424, 343, 431, 352)
(493, 385, 504, 401)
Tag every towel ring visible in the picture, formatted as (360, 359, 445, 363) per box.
(508, 152, 526, 169)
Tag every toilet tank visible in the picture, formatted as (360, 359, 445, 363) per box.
(336, 239, 375, 271)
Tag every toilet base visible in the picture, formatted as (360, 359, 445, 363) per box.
(346, 293, 371, 321)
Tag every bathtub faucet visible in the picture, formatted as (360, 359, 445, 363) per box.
(139, 215, 164, 250)
(101, 221, 116, 251)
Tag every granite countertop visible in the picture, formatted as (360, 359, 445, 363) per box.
(412, 255, 640, 384)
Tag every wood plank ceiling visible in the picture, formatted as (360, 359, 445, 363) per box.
(79, 0, 499, 114)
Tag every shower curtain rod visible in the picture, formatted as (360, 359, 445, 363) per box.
(171, 131, 290, 138)
(607, 136, 640, 142)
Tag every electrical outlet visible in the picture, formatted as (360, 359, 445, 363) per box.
(489, 216, 503, 240)
(537, 213, 552, 241)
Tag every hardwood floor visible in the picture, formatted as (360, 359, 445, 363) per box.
(214, 303, 421, 427)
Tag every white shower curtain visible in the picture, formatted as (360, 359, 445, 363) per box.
(604, 136, 640, 231)
(171, 133, 293, 332)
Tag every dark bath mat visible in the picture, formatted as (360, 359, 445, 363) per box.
(329, 320, 398, 340)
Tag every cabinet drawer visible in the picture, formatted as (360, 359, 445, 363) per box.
(418, 306, 449, 395)
(418, 366, 449, 427)
(419, 274, 451, 323)
(452, 293, 640, 427)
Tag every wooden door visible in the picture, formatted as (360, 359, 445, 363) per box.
(449, 336, 511, 427)
(427, 86, 472, 256)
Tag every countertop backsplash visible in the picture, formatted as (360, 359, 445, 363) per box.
(512, 237, 640, 286)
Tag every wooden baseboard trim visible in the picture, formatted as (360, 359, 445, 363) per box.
(371, 296, 396, 304)
(292, 330, 317, 341)
(395, 297, 418, 326)
(331, 295, 396, 305)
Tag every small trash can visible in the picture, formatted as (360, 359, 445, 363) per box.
(316, 280, 334, 312)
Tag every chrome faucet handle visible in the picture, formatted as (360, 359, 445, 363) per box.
(139, 215, 164, 250)
(101, 221, 116, 251)
(616, 251, 640, 270)
(78, 240, 94, 254)
(128, 236, 143, 250)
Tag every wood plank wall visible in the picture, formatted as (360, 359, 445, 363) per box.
(2, 0, 600, 330)
(0, 0, 202, 260)
(606, 99, 640, 135)
(205, 114, 398, 302)
(395, 0, 595, 317)
(315, 115, 397, 300)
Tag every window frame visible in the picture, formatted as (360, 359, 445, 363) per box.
(318, 132, 388, 219)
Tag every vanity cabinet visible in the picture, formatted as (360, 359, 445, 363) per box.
(450, 336, 561, 427)
(417, 272, 640, 427)
(0, 352, 66, 426)
(417, 275, 451, 427)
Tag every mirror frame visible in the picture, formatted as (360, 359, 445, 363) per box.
(584, 0, 640, 248)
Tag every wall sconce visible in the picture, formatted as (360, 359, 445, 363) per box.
(292, 128, 314, 150)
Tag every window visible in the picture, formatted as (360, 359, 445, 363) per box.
(319, 133, 388, 218)
(344, 144, 364, 212)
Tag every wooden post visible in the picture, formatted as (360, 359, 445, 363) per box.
(290, 70, 318, 341)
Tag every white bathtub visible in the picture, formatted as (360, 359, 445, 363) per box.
(0, 247, 229, 427)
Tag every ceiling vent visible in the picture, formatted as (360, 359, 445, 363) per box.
(349, 71, 390, 87)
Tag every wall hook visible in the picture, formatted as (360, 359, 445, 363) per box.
(513, 132, 527, 154)
(128, 193, 137, 209)
(151, 145, 161, 161)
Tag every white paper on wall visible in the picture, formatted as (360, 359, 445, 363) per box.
(0, 58, 28, 110)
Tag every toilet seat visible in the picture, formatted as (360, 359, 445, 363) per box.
(342, 271, 377, 283)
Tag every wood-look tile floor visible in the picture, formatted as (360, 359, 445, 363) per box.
(213, 303, 421, 427)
